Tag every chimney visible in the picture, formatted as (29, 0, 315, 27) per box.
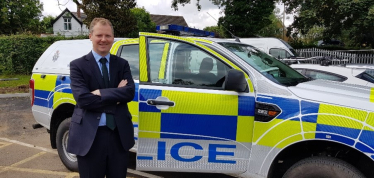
(77, 5, 81, 19)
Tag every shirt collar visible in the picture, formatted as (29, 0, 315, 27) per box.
(92, 50, 110, 63)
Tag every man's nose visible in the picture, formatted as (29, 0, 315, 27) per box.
(100, 36, 108, 42)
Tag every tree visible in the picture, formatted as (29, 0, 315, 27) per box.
(40, 15, 55, 34)
(218, 0, 276, 37)
(203, 26, 227, 38)
(127, 7, 156, 38)
(257, 8, 284, 38)
(0, 0, 43, 34)
(282, 0, 374, 47)
(69, 0, 137, 37)
(171, 0, 225, 11)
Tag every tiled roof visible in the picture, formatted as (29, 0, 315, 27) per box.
(71, 12, 87, 22)
(150, 14, 188, 27)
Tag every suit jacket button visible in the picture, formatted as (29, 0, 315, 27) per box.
(97, 117, 100, 120)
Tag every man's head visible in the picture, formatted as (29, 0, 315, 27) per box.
(89, 18, 114, 57)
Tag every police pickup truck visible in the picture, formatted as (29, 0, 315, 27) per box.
(30, 33, 374, 178)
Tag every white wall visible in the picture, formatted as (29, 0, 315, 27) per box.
(53, 17, 89, 37)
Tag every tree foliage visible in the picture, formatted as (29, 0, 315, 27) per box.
(257, 8, 284, 38)
(40, 15, 55, 34)
(218, 0, 276, 37)
(203, 26, 227, 38)
(171, 0, 225, 11)
(0, 0, 43, 34)
(282, 0, 374, 47)
(127, 7, 156, 38)
(71, 0, 137, 37)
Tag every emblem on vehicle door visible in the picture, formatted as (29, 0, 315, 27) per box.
(52, 50, 60, 62)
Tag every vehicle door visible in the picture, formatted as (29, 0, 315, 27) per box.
(111, 39, 140, 149)
(136, 33, 256, 173)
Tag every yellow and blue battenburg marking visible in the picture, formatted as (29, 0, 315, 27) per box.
(253, 94, 374, 160)
(33, 74, 74, 108)
(138, 88, 255, 141)
(32, 73, 139, 123)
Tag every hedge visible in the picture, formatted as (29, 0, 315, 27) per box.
(0, 34, 88, 75)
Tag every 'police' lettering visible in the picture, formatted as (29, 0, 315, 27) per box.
(208, 144, 236, 164)
(170, 142, 203, 162)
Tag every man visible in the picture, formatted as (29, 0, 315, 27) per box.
(67, 18, 135, 178)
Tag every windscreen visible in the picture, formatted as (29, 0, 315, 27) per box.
(219, 42, 308, 86)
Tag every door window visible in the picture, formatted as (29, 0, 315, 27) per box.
(119, 45, 139, 79)
(269, 48, 292, 59)
(147, 38, 231, 88)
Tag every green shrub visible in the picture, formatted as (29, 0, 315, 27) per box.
(0, 34, 88, 75)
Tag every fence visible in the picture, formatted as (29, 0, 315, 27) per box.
(295, 48, 374, 65)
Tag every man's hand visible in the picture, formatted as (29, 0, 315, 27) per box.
(91, 89, 101, 96)
(118, 79, 127, 88)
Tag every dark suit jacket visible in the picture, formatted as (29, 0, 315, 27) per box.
(67, 51, 135, 156)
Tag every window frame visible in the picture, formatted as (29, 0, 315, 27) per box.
(143, 37, 234, 90)
(269, 48, 292, 59)
(63, 18, 72, 31)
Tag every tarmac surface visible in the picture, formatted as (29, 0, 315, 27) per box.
(0, 95, 235, 178)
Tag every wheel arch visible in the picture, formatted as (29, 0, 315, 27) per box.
(267, 139, 374, 178)
(50, 103, 75, 149)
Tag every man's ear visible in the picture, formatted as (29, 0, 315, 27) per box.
(89, 33, 92, 40)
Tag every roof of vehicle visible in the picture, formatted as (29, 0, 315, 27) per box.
(290, 64, 366, 77)
(187, 37, 242, 44)
(341, 63, 374, 69)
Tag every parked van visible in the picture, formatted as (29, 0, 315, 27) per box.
(228, 37, 299, 60)
(30, 33, 374, 178)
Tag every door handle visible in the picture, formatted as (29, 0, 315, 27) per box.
(147, 100, 175, 106)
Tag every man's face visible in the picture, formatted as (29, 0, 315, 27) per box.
(89, 23, 114, 56)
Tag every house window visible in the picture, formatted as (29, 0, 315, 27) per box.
(64, 18, 72, 30)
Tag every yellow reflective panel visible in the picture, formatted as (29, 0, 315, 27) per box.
(370, 88, 374, 103)
(158, 43, 170, 79)
(318, 104, 367, 130)
(33, 74, 58, 91)
(236, 116, 254, 143)
(254, 119, 302, 148)
(139, 36, 148, 82)
(187, 37, 214, 44)
(138, 112, 161, 138)
(161, 90, 238, 116)
(52, 92, 75, 109)
(128, 101, 139, 123)
(365, 112, 374, 130)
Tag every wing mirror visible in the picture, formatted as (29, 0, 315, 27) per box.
(223, 69, 248, 92)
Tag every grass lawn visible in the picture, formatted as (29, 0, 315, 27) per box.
(0, 75, 31, 94)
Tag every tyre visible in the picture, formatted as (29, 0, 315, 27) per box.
(283, 156, 365, 178)
(56, 118, 78, 172)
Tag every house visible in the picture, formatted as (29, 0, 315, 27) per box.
(52, 8, 89, 37)
(52, 9, 189, 37)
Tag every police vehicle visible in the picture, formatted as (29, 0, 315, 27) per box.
(30, 32, 374, 178)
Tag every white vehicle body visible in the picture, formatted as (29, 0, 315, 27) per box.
(290, 64, 374, 87)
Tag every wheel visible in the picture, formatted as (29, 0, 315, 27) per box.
(56, 118, 78, 172)
(283, 156, 365, 178)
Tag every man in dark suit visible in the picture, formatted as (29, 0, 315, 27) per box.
(67, 18, 135, 178)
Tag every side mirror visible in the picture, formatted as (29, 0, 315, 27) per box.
(223, 69, 248, 92)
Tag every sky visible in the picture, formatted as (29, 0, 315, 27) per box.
(40, 0, 293, 30)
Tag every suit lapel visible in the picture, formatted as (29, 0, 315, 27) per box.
(86, 52, 105, 89)
(109, 55, 118, 88)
